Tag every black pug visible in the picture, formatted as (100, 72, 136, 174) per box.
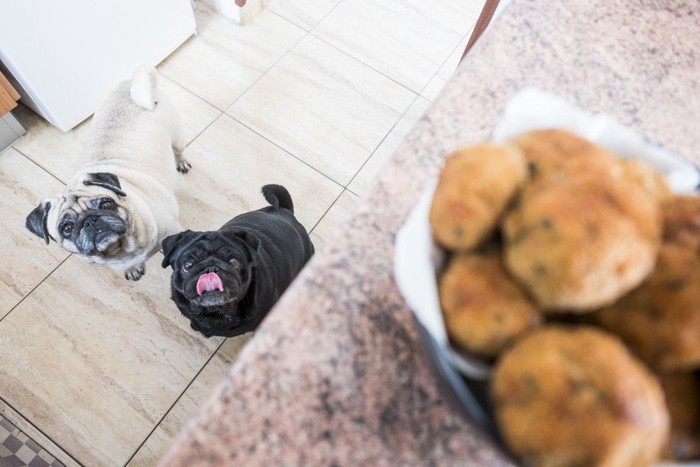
(161, 184, 314, 337)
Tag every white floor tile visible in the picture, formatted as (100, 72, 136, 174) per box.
(310, 190, 359, 250)
(267, 0, 341, 31)
(177, 113, 342, 232)
(312, 0, 471, 93)
(159, 3, 305, 110)
(228, 34, 415, 186)
(348, 97, 432, 197)
(127, 335, 251, 466)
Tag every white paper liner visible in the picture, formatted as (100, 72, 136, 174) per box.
(492, 88, 699, 193)
(394, 87, 700, 382)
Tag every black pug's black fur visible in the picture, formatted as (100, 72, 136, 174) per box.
(161, 184, 314, 337)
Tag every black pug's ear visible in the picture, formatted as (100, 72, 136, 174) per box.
(83, 172, 127, 197)
(26, 200, 53, 244)
(234, 230, 262, 263)
(161, 230, 199, 269)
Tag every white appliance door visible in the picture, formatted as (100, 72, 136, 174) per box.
(0, 0, 197, 131)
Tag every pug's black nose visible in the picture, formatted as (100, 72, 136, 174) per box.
(204, 266, 219, 274)
(83, 217, 97, 229)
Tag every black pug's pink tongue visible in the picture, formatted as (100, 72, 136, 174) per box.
(196, 272, 224, 296)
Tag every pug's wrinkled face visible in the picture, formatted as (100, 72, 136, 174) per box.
(162, 231, 255, 311)
(26, 172, 131, 260)
(52, 194, 129, 256)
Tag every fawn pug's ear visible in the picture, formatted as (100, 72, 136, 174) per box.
(26, 199, 54, 244)
(83, 172, 127, 197)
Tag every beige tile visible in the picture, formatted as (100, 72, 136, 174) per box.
(177, 113, 342, 231)
(0, 386, 79, 467)
(420, 75, 448, 102)
(420, 34, 470, 101)
(437, 34, 470, 82)
(0, 254, 222, 466)
(12, 105, 92, 183)
(127, 335, 252, 466)
(159, 3, 305, 110)
(310, 190, 359, 250)
(157, 75, 222, 147)
(0, 149, 68, 319)
(312, 0, 470, 93)
(441, 0, 485, 17)
(267, 0, 340, 31)
(348, 97, 432, 197)
(228, 34, 416, 186)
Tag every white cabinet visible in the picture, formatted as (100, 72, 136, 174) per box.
(0, 0, 197, 131)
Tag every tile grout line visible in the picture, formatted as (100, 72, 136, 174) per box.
(220, 10, 311, 114)
(305, 0, 482, 98)
(220, 0, 350, 113)
(343, 93, 423, 192)
(221, 112, 345, 191)
(0, 255, 72, 323)
(122, 338, 229, 467)
(0, 377, 84, 467)
(158, 67, 227, 115)
(160, 6, 315, 115)
(160, 4, 456, 195)
(332, 10, 484, 193)
(208, 2, 434, 232)
(412, 2, 487, 96)
(12, 145, 70, 186)
(416, 26, 475, 97)
(224, 7, 477, 196)
(308, 32, 425, 96)
(308, 188, 347, 235)
(181, 109, 226, 153)
(154, 74, 230, 150)
(210, 6, 419, 194)
(158, 9, 347, 171)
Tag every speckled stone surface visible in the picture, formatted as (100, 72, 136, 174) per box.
(160, 0, 699, 465)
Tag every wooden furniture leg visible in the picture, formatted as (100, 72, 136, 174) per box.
(461, 0, 501, 62)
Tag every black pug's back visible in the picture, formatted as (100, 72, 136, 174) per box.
(161, 184, 314, 337)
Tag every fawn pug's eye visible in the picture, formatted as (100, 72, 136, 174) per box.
(99, 199, 116, 210)
(61, 223, 74, 237)
(182, 260, 194, 272)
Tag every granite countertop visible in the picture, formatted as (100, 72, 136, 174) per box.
(160, 0, 700, 464)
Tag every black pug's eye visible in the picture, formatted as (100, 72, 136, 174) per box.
(182, 260, 194, 272)
(99, 199, 116, 210)
(60, 222, 74, 237)
(229, 258, 241, 269)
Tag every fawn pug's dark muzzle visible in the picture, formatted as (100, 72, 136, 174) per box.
(68, 211, 128, 255)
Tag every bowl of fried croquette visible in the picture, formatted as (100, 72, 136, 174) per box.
(395, 118, 700, 466)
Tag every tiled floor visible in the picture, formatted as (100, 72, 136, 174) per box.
(0, 0, 484, 465)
